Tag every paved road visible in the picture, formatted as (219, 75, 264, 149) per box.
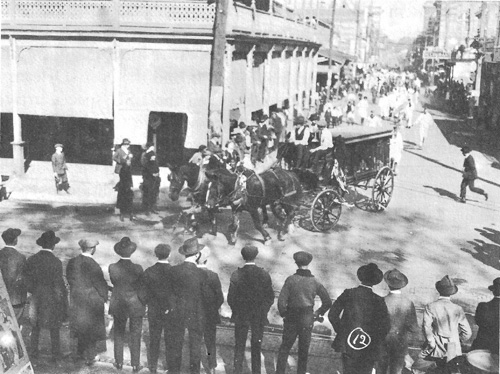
(1, 97, 499, 373)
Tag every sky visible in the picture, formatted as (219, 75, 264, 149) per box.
(373, 0, 428, 41)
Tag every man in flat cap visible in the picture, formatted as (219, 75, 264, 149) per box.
(166, 237, 207, 374)
(0, 228, 27, 320)
(51, 143, 70, 193)
(380, 269, 418, 374)
(24, 230, 68, 362)
(66, 239, 108, 366)
(471, 277, 500, 354)
(227, 245, 275, 374)
(275, 251, 331, 374)
(108, 237, 146, 372)
(459, 146, 488, 203)
(413, 275, 472, 374)
(196, 247, 224, 374)
(328, 263, 390, 374)
(143, 244, 173, 374)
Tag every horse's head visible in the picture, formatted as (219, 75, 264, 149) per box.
(167, 165, 184, 201)
(205, 169, 239, 209)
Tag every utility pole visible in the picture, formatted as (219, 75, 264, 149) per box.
(208, 0, 229, 140)
(326, 0, 337, 100)
(354, 0, 361, 59)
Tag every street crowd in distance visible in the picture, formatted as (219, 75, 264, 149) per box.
(0, 227, 499, 374)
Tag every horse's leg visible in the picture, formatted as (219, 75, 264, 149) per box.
(271, 202, 287, 241)
(249, 207, 271, 244)
(261, 204, 269, 228)
(227, 207, 240, 245)
(207, 208, 217, 236)
(282, 203, 296, 235)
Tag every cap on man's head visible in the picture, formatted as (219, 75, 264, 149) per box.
(2, 228, 21, 244)
(154, 244, 171, 259)
(293, 251, 313, 266)
(241, 245, 259, 261)
(54, 143, 64, 149)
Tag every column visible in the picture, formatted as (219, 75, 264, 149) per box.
(9, 36, 25, 176)
(222, 43, 234, 144)
(304, 48, 313, 113)
(112, 39, 121, 145)
(311, 49, 318, 111)
(244, 45, 255, 124)
(288, 48, 297, 119)
(277, 49, 286, 108)
(262, 46, 274, 115)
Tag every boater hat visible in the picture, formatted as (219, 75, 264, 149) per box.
(357, 263, 383, 286)
(36, 230, 60, 249)
(384, 269, 408, 290)
(2, 228, 21, 244)
(114, 237, 137, 258)
(435, 275, 458, 296)
(54, 143, 64, 149)
(178, 237, 204, 256)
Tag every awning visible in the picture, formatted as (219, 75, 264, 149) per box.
(318, 48, 357, 64)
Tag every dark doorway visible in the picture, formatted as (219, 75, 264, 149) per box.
(0, 113, 14, 158)
(147, 112, 187, 167)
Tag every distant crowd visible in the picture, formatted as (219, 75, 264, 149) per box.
(0, 227, 498, 374)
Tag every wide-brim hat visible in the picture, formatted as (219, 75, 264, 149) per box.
(54, 143, 64, 149)
(293, 251, 313, 266)
(179, 237, 204, 256)
(435, 275, 458, 296)
(114, 237, 137, 257)
(121, 138, 131, 145)
(78, 239, 99, 249)
(36, 230, 60, 249)
(488, 277, 500, 293)
(2, 228, 21, 243)
(384, 269, 408, 290)
(357, 263, 383, 286)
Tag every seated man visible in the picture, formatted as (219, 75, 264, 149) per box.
(308, 120, 333, 178)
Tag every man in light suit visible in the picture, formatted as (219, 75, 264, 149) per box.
(166, 237, 206, 374)
(380, 269, 418, 374)
(143, 244, 173, 374)
(0, 228, 27, 320)
(459, 146, 488, 203)
(196, 247, 224, 374)
(413, 275, 472, 374)
(228, 245, 274, 374)
(471, 277, 499, 355)
(328, 263, 390, 374)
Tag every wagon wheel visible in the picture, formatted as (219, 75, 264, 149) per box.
(372, 166, 394, 211)
(310, 189, 342, 232)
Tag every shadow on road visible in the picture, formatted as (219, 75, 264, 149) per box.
(423, 185, 459, 201)
(462, 227, 500, 271)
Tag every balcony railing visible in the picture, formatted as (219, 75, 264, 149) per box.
(1, 0, 329, 44)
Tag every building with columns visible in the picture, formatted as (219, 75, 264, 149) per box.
(1, 0, 328, 173)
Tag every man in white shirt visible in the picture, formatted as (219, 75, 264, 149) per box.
(414, 106, 433, 149)
(290, 116, 310, 168)
(309, 121, 333, 177)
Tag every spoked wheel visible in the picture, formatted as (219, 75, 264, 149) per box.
(372, 166, 394, 211)
(310, 189, 342, 232)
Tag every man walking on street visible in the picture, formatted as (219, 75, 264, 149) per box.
(0, 228, 27, 321)
(228, 245, 274, 374)
(275, 251, 331, 374)
(196, 247, 224, 374)
(328, 263, 390, 374)
(414, 106, 433, 149)
(459, 146, 488, 203)
(143, 244, 173, 374)
(412, 276, 472, 374)
(380, 269, 418, 374)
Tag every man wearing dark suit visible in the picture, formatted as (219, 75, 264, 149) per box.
(143, 244, 173, 374)
(459, 146, 488, 203)
(276, 251, 331, 374)
(471, 277, 500, 355)
(380, 269, 418, 374)
(328, 263, 390, 374)
(166, 237, 206, 374)
(196, 247, 224, 373)
(0, 228, 27, 320)
(66, 239, 108, 366)
(227, 245, 275, 374)
(108, 237, 146, 372)
(24, 230, 68, 362)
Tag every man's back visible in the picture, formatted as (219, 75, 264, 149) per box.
(0, 247, 26, 306)
(384, 292, 417, 337)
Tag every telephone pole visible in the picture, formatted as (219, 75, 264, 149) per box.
(326, 0, 337, 99)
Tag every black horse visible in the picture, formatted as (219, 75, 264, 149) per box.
(167, 162, 219, 235)
(206, 167, 317, 244)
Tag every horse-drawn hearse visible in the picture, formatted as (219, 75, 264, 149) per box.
(167, 123, 395, 244)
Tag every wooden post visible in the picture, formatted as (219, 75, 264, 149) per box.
(326, 0, 336, 100)
(9, 36, 24, 176)
(288, 47, 297, 120)
(245, 45, 256, 124)
(208, 0, 229, 138)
